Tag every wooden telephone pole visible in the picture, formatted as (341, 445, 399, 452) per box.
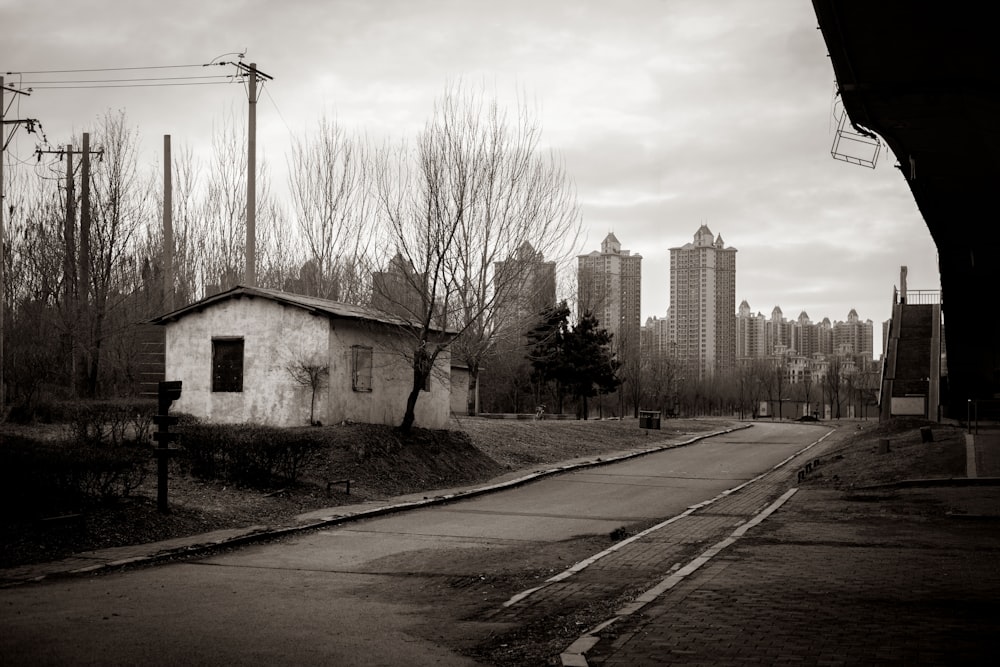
(231, 61, 272, 287)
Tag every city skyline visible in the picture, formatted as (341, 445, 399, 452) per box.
(4, 0, 939, 328)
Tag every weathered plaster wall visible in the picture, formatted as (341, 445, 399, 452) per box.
(326, 320, 451, 429)
(164, 297, 330, 426)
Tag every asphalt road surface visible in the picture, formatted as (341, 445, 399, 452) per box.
(0, 422, 827, 666)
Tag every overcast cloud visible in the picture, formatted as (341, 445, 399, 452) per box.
(3, 0, 940, 331)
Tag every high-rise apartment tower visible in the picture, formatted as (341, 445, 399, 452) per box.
(577, 233, 642, 362)
(668, 225, 737, 380)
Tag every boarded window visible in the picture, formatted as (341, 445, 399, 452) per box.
(212, 338, 244, 392)
(352, 345, 373, 392)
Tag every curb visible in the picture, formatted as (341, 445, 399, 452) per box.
(2, 424, 754, 587)
(859, 476, 1000, 490)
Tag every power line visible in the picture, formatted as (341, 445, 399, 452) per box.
(7, 63, 215, 75)
(26, 80, 246, 90)
(19, 74, 238, 85)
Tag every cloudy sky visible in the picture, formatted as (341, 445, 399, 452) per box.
(3, 0, 939, 329)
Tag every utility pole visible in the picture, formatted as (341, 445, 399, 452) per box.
(38, 137, 102, 396)
(232, 61, 271, 287)
(1, 76, 38, 411)
(246, 63, 257, 287)
(163, 135, 173, 311)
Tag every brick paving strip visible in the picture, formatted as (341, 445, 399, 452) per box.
(564, 429, 1000, 666)
(557, 489, 805, 667)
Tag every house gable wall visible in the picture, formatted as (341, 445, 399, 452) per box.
(165, 297, 330, 426)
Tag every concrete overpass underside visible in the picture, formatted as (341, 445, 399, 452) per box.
(813, 1, 1000, 416)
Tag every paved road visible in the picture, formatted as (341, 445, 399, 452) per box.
(0, 422, 828, 666)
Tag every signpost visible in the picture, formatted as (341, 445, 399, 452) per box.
(153, 381, 182, 513)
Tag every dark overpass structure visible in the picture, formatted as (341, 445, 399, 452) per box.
(812, 1, 1000, 416)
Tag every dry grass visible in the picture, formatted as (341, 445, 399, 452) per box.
(806, 418, 967, 488)
(452, 416, 738, 470)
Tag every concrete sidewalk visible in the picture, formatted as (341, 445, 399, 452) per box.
(562, 427, 1000, 666)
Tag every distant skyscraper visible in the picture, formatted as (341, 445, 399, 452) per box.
(493, 241, 557, 334)
(736, 300, 767, 360)
(371, 252, 431, 322)
(641, 315, 671, 360)
(669, 225, 737, 380)
(833, 308, 875, 358)
(577, 232, 642, 361)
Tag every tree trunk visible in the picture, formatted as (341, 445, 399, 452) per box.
(400, 384, 421, 432)
(400, 344, 431, 432)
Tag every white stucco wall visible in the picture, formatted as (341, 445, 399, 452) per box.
(163, 297, 330, 426)
(162, 295, 452, 429)
(325, 319, 451, 429)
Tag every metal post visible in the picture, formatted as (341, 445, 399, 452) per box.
(245, 63, 257, 286)
(163, 135, 173, 311)
(154, 380, 182, 513)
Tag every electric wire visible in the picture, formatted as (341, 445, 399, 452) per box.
(7, 63, 219, 75)
(27, 80, 246, 90)
(19, 75, 238, 85)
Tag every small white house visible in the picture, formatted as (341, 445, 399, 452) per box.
(150, 285, 455, 429)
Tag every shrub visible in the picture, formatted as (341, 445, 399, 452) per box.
(65, 399, 157, 447)
(177, 423, 326, 488)
(0, 434, 150, 519)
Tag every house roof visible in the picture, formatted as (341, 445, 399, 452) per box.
(150, 285, 457, 334)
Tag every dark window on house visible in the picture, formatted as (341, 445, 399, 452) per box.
(352, 345, 373, 392)
(212, 338, 244, 392)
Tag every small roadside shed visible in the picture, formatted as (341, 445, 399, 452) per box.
(150, 285, 455, 429)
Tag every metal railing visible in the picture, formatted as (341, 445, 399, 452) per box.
(896, 289, 941, 305)
(966, 399, 1000, 434)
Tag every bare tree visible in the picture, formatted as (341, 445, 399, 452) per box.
(82, 111, 155, 396)
(287, 116, 374, 302)
(162, 144, 206, 306)
(286, 358, 329, 425)
(801, 361, 814, 418)
(824, 355, 844, 419)
(202, 110, 249, 294)
(370, 84, 582, 431)
(773, 355, 789, 420)
(639, 346, 678, 417)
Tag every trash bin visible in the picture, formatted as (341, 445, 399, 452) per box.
(639, 410, 661, 430)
